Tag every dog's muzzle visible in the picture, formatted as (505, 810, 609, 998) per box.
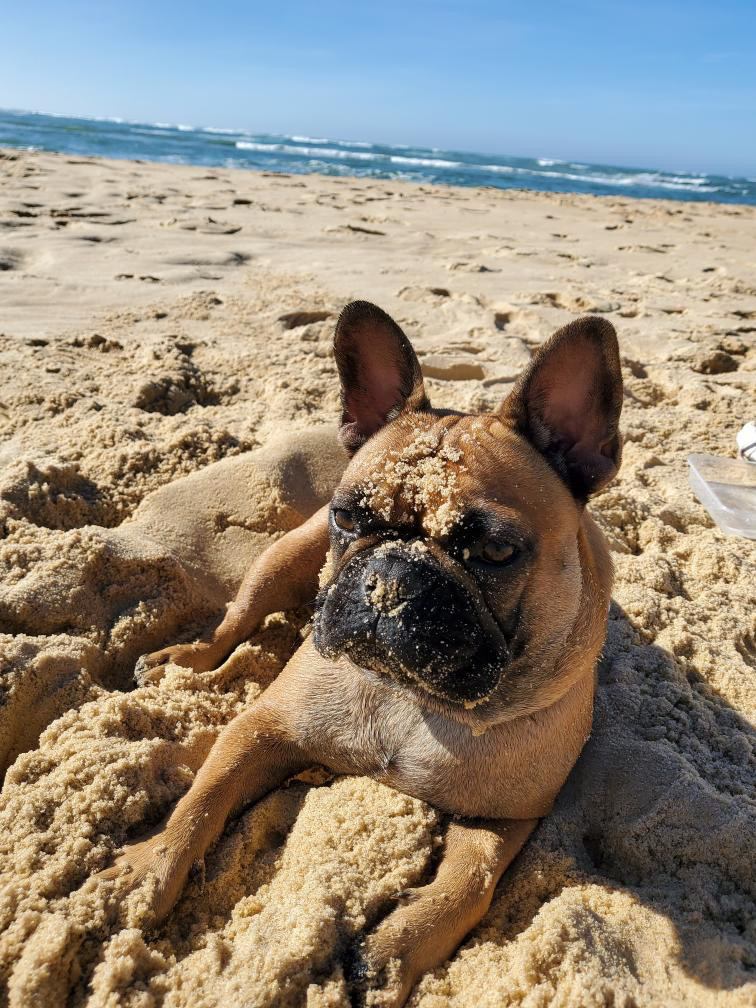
(313, 545, 507, 705)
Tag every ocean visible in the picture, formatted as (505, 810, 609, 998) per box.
(2, 108, 754, 206)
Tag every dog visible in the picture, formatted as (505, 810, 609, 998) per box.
(98, 301, 622, 1007)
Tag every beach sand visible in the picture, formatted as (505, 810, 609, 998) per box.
(0, 147, 754, 1007)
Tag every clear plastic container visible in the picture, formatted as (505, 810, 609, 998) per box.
(688, 453, 756, 540)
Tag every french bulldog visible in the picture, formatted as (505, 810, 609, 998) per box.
(100, 301, 623, 1007)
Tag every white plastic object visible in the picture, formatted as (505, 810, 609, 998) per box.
(736, 421, 756, 462)
(688, 452, 756, 540)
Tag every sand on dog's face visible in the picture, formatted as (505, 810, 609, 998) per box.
(351, 416, 469, 539)
(0, 149, 755, 1007)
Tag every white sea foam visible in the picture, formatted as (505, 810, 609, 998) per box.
(389, 155, 463, 168)
(289, 135, 375, 148)
(149, 120, 201, 134)
(526, 167, 719, 192)
(236, 141, 380, 161)
(235, 141, 465, 171)
(664, 174, 710, 186)
(478, 164, 515, 173)
(201, 126, 245, 136)
(30, 110, 129, 125)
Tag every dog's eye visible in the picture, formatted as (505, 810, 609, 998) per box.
(332, 508, 356, 532)
(479, 540, 516, 565)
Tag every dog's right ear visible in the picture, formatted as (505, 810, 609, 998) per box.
(333, 301, 429, 453)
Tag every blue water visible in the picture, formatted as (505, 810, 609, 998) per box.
(2, 108, 754, 206)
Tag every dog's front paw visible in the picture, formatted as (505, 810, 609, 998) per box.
(133, 641, 221, 685)
(90, 834, 190, 926)
(133, 653, 168, 686)
(345, 894, 424, 1008)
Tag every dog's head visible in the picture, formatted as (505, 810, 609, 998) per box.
(313, 301, 622, 725)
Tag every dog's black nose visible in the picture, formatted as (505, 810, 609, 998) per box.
(313, 544, 505, 704)
(364, 547, 436, 606)
(360, 547, 482, 660)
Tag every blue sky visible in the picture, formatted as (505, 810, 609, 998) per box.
(2, 1, 754, 175)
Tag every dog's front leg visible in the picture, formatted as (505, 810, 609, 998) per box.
(136, 503, 330, 682)
(352, 817, 537, 1007)
(95, 701, 307, 923)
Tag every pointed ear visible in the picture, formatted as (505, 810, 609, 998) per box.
(500, 316, 623, 498)
(333, 300, 429, 453)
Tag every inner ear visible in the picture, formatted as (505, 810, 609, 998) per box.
(333, 301, 429, 452)
(501, 316, 623, 498)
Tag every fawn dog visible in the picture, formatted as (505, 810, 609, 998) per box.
(99, 301, 622, 1006)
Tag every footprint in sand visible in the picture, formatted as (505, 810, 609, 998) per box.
(315, 195, 347, 209)
(446, 261, 499, 273)
(435, 342, 484, 354)
(165, 251, 252, 268)
(178, 216, 242, 235)
(76, 234, 119, 244)
(618, 244, 673, 254)
(397, 286, 460, 304)
(420, 339, 531, 385)
(115, 274, 162, 283)
(0, 218, 34, 230)
(278, 310, 332, 330)
(0, 247, 24, 271)
(50, 208, 136, 226)
(420, 355, 487, 381)
(85, 215, 137, 226)
(529, 292, 621, 313)
(326, 223, 387, 236)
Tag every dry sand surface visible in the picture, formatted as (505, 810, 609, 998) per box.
(0, 147, 754, 1007)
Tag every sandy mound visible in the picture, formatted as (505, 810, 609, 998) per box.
(0, 150, 754, 1006)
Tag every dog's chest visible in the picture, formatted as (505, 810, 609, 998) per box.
(291, 656, 588, 820)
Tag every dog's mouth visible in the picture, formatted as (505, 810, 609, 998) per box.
(312, 543, 509, 706)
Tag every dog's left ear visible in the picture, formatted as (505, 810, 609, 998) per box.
(500, 316, 623, 499)
(333, 300, 429, 453)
